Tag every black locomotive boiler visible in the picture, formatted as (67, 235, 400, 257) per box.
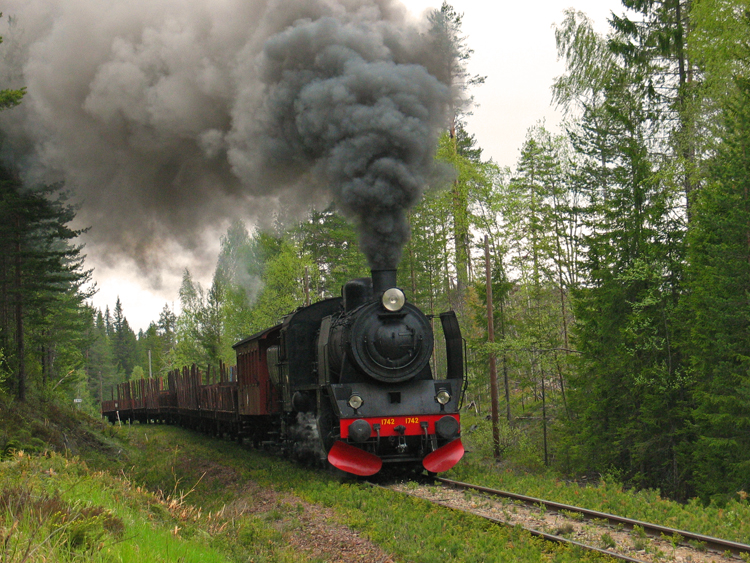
(102, 269, 465, 476)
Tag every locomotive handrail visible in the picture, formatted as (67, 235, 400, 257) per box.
(459, 337, 469, 410)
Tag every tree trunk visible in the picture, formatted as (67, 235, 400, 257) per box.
(674, 0, 696, 216)
(453, 176, 469, 301)
(15, 215, 25, 401)
(485, 236, 500, 459)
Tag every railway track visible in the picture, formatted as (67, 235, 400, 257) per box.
(379, 477, 750, 563)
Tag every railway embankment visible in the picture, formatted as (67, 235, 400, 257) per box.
(2, 399, 750, 562)
(0, 400, 607, 562)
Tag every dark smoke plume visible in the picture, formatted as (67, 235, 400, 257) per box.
(0, 0, 450, 277)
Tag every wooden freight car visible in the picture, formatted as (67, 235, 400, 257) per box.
(231, 326, 282, 444)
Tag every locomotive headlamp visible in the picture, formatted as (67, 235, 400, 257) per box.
(436, 389, 452, 405)
(348, 394, 364, 410)
(382, 288, 406, 312)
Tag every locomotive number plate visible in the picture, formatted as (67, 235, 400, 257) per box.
(380, 417, 420, 425)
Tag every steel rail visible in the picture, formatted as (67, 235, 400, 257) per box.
(370, 483, 648, 562)
(436, 477, 750, 558)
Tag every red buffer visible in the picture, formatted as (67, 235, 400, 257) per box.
(328, 440, 383, 476)
(422, 438, 464, 474)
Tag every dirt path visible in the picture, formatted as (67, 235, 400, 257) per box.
(180, 454, 395, 563)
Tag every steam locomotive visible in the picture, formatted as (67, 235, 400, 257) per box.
(102, 269, 465, 476)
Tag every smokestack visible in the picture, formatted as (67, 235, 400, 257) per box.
(371, 269, 397, 295)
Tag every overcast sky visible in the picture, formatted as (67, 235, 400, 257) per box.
(87, 0, 625, 331)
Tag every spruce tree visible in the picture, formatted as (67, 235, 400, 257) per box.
(111, 297, 137, 379)
(554, 9, 689, 495)
(609, 0, 698, 209)
(0, 169, 91, 400)
(86, 308, 117, 403)
(684, 49, 750, 499)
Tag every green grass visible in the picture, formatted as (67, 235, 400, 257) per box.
(5, 397, 750, 562)
(107, 423, 613, 563)
(8, 416, 607, 562)
(0, 451, 230, 563)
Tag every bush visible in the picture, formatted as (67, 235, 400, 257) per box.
(461, 412, 545, 472)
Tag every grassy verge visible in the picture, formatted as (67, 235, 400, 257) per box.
(99, 423, 614, 563)
(5, 398, 749, 562)
(0, 395, 118, 459)
(0, 450, 230, 562)
(2, 413, 614, 563)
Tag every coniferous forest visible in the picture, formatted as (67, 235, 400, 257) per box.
(1, 1, 749, 503)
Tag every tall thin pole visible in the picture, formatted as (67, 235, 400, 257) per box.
(485, 235, 500, 459)
(541, 371, 549, 466)
(148, 349, 153, 379)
